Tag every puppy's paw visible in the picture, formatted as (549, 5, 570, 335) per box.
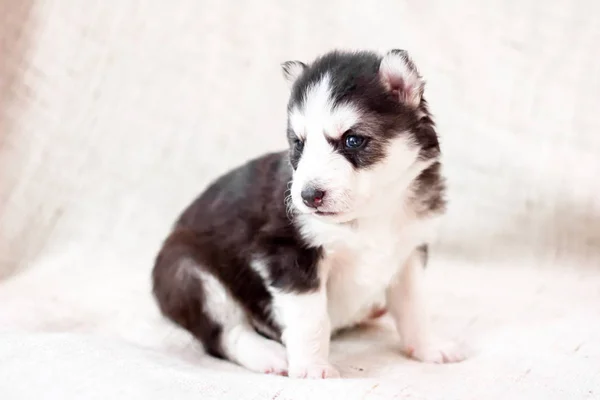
(404, 340, 467, 364)
(260, 350, 289, 376)
(238, 338, 288, 376)
(289, 363, 340, 379)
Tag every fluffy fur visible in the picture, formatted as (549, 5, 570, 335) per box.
(152, 49, 465, 379)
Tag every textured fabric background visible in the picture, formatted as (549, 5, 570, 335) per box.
(1, 0, 599, 399)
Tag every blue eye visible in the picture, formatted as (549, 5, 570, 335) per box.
(344, 134, 365, 149)
(293, 138, 304, 149)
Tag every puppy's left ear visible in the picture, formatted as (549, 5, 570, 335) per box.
(379, 49, 424, 108)
(281, 60, 307, 86)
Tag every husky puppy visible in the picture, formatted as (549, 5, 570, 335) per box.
(152, 49, 465, 379)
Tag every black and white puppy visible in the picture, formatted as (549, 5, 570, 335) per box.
(152, 49, 465, 379)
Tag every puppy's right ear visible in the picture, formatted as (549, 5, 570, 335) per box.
(281, 60, 307, 86)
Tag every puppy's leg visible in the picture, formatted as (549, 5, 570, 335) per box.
(272, 287, 339, 379)
(386, 245, 465, 363)
(195, 267, 288, 375)
(153, 235, 287, 375)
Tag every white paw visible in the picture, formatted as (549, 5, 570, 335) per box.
(404, 340, 466, 364)
(289, 363, 341, 379)
(236, 339, 288, 376)
(258, 341, 289, 376)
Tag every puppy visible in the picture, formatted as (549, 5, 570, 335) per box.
(152, 49, 465, 379)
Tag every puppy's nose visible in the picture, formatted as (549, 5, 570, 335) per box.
(301, 186, 325, 208)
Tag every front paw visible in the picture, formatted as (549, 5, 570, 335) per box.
(404, 340, 466, 364)
(289, 362, 341, 379)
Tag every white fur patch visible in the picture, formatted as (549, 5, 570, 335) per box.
(249, 258, 271, 283)
(176, 259, 243, 327)
(303, 211, 438, 331)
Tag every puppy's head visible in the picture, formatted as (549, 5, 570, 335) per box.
(282, 50, 440, 222)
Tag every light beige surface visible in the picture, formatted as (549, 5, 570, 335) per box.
(1, 0, 600, 399)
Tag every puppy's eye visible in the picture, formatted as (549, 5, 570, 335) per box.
(293, 137, 304, 149)
(343, 133, 366, 149)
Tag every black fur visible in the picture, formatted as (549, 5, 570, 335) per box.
(416, 243, 429, 267)
(412, 161, 446, 215)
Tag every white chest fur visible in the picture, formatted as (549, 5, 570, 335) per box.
(298, 211, 437, 331)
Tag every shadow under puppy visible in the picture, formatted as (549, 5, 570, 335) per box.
(152, 49, 466, 379)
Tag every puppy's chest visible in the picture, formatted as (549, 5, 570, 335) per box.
(317, 221, 424, 330)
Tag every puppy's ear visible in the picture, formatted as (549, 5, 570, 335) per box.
(281, 60, 307, 86)
(379, 49, 424, 108)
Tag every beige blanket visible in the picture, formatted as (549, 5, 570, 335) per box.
(1, 0, 599, 398)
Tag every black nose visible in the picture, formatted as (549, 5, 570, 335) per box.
(301, 186, 325, 208)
